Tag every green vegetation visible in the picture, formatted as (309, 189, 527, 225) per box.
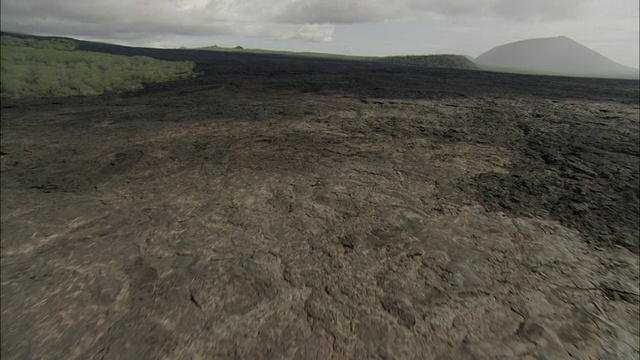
(1, 36, 196, 99)
(0, 33, 478, 100)
(0, 36, 78, 51)
(380, 55, 477, 70)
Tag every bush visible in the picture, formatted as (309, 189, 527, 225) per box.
(0, 35, 196, 99)
(0, 36, 78, 51)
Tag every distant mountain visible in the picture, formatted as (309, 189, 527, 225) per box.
(476, 36, 639, 79)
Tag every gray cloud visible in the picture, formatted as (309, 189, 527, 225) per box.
(277, 0, 589, 24)
(1, 0, 298, 40)
(1, 0, 592, 43)
(488, 0, 586, 21)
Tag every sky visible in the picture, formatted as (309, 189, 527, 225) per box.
(1, 0, 638, 68)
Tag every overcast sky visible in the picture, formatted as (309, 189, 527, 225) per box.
(1, 0, 638, 68)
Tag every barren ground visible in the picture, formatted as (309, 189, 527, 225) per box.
(1, 48, 639, 359)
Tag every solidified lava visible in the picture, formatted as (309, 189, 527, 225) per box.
(1, 47, 638, 359)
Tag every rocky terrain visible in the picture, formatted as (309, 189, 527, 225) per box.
(1, 48, 639, 359)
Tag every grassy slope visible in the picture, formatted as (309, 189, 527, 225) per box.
(1, 36, 196, 99)
(0, 32, 481, 100)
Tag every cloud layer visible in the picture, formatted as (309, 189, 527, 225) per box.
(1, 0, 637, 68)
(277, 0, 586, 24)
(0, 0, 592, 42)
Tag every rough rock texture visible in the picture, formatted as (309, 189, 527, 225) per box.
(1, 51, 639, 359)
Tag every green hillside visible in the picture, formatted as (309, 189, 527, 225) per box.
(0, 33, 480, 100)
(1, 36, 196, 99)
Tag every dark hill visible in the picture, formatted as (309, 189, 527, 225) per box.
(476, 36, 639, 79)
(380, 55, 477, 70)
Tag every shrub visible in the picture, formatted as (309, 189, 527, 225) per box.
(0, 35, 196, 99)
